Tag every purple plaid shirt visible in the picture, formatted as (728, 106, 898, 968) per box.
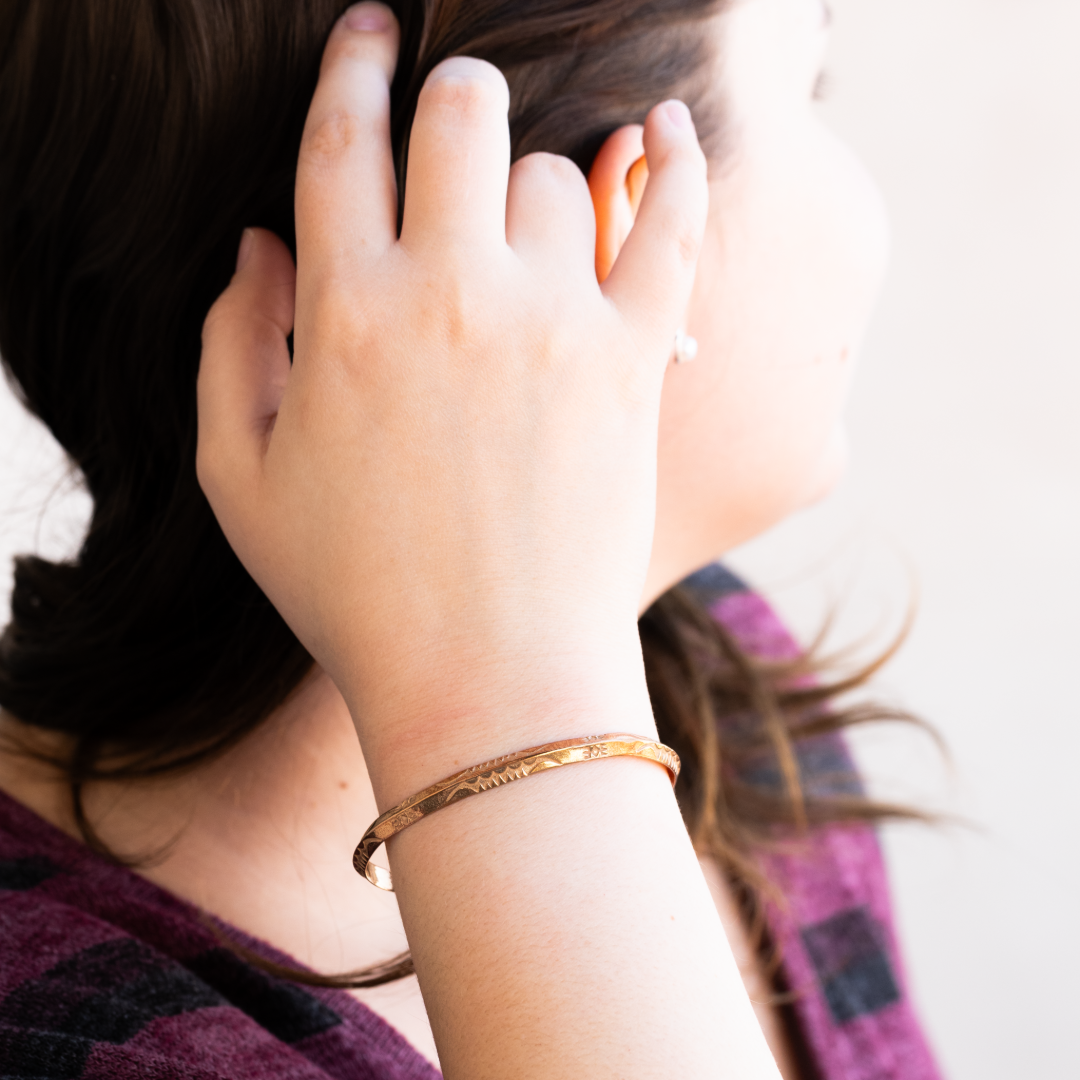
(689, 565, 942, 1080)
(0, 566, 942, 1079)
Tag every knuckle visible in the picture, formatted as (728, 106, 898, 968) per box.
(513, 151, 584, 193)
(402, 260, 492, 353)
(418, 273, 472, 344)
(675, 217, 702, 266)
(307, 289, 355, 342)
(657, 201, 704, 267)
(422, 69, 506, 122)
(300, 110, 364, 168)
(200, 298, 232, 351)
(252, 315, 282, 353)
(334, 32, 394, 72)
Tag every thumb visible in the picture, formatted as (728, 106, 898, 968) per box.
(196, 228, 296, 519)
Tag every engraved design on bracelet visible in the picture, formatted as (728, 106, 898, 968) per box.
(352, 733, 680, 891)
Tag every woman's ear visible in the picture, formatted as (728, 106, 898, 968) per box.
(588, 124, 649, 283)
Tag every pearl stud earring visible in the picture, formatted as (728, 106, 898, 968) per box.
(673, 330, 698, 364)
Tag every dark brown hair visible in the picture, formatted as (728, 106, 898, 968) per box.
(0, 0, 925, 990)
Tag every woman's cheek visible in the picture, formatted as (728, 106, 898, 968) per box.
(659, 122, 888, 552)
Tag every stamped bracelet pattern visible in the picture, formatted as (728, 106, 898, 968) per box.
(353, 734, 681, 890)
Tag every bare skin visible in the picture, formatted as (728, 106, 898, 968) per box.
(0, 0, 887, 1077)
(0, 677, 796, 1075)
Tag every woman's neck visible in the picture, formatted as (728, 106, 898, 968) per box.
(0, 669, 442, 1064)
(0, 667, 800, 1079)
(0, 670, 411, 970)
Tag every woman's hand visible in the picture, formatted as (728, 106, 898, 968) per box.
(196, 2, 708, 801)
(196, 8, 785, 1079)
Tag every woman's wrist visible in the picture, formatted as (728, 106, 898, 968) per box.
(384, 736, 779, 1080)
(344, 642, 658, 812)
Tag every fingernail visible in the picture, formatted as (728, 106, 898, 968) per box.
(663, 100, 694, 132)
(235, 228, 254, 273)
(344, 3, 391, 32)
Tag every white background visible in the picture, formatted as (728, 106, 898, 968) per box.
(728, 1, 1080, 1077)
(1, 1, 1078, 1077)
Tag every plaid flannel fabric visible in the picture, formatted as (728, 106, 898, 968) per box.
(0, 565, 942, 1079)
(686, 564, 943, 1080)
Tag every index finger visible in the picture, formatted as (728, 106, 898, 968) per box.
(601, 100, 709, 362)
(295, 3, 400, 278)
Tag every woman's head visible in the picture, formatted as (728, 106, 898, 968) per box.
(637, 0, 890, 600)
(0, 0, 885, 767)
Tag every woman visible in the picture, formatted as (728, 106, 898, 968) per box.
(0, 0, 940, 1077)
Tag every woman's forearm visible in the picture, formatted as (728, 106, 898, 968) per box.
(196, 7, 778, 1075)
(378, 687, 781, 1080)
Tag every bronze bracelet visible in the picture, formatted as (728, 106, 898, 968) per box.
(353, 733, 681, 890)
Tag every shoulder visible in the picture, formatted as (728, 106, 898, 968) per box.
(0, 872, 329, 1078)
(0, 794, 437, 1080)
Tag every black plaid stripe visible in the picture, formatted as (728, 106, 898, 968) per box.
(0, 937, 223, 1078)
(0, 938, 223, 1047)
(0, 936, 343, 1077)
(741, 737, 864, 799)
(187, 947, 341, 1044)
(0, 858, 61, 892)
(681, 563, 748, 606)
(801, 906, 901, 1024)
(0, 1025, 94, 1080)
